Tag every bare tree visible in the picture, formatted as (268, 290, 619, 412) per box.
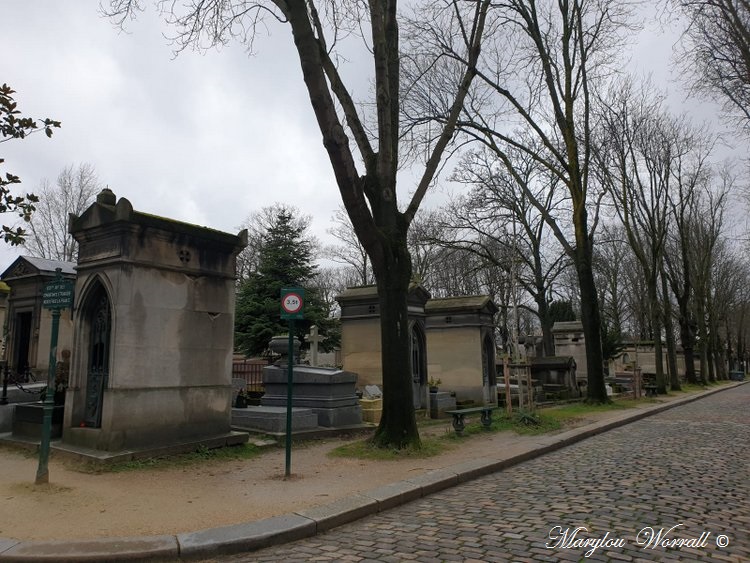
(444, 0, 641, 402)
(690, 177, 730, 382)
(325, 206, 371, 286)
(447, 148, 569, 355)
(596, 82, 679, 392)
(593, 224, 635, 340)
(24, 163, 100, 261)
(104, 0, 492, 448)
(662, 122, 717, 384)
(673, 0, 750, 133)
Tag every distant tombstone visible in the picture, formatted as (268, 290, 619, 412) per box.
(306, 325, 324, 367)
(261, 364, 362, 427)
(363, 385, 382, 399)
(552, 321, 587, 388)
(61, 189, 248, 453)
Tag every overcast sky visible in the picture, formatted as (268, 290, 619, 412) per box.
(1, 2, 743, 270)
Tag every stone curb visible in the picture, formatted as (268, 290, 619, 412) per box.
(0, 382, 744, 562)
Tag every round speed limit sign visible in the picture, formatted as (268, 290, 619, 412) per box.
(282, 292, 303, 314)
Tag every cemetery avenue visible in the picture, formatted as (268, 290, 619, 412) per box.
(217, 383, 749, 562)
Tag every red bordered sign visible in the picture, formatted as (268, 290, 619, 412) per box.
(280, 287, 305, 319)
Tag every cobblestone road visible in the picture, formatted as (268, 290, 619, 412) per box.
(221, 385, 750, 562)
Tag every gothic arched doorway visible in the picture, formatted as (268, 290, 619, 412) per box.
(83, 282, 112, 428)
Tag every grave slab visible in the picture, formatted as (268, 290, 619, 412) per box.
(261, 365, 362, 428)
(231, 406, 318, 433)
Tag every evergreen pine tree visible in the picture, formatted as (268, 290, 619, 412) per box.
(235, 208, 334, 356)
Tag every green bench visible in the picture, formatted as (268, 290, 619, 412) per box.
(445, 406, 500, 436)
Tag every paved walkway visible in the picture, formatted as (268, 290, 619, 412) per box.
(1, 383, 746, 561)
(219, 384, 750, 562)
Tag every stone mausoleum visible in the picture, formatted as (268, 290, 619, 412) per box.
(337, 284, 430, 408)
(60, 189, 248, 454)
(1, 256, 76, 376)
(425, 295, 498, 404)
(337, 286, 499, 406)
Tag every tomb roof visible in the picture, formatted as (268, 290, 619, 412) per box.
(1, 255, 77, 280)
(337, 283, 431, 303)
(69, 189, 247, 247)
(425, 294, 498, 314)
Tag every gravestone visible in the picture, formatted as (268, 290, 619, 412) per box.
(305, 325, 323, 367)
(428, 392, 456, 419)
(552, 321, 587, 390)
(261, 364, 362, 427)
(231, 406, 319, 433)
(60, 188, 248, 454)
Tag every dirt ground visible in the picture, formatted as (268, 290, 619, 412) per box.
(0, 420, 493, 541)
(0, 397, 684, 542)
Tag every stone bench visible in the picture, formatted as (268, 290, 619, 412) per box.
(445, 406, 500, 436)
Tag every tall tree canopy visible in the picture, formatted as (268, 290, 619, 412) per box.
(235, 207, 333, 355)
(673, 0, 750, 133)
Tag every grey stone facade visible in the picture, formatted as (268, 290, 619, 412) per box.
(61, 189, 247, 452)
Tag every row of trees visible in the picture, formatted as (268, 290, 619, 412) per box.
(7, 0, 742, 449)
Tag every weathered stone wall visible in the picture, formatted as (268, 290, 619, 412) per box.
(425, 326, 483, 402)
(338, 317, 382, 387)
(62, 189, 246, 452)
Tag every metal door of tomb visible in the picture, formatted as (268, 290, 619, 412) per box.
(83, 286, 111, 427)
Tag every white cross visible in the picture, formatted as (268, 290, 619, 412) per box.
(307, 325, 324, 367)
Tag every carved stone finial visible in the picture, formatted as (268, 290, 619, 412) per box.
(97, 188, 116, 206)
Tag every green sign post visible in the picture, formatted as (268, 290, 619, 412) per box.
(280, 287, 304, 478)
(36, 268, 74, 484)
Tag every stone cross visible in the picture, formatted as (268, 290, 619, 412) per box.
(307, 325, 324, 367)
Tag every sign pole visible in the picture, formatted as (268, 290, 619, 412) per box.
(279, 287, 304, 480)
(36, 307, 60, 484)
(35, 268, 74, 485)
(285, 319, 294, 478)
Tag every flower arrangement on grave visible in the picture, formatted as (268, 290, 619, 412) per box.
(235, 388, 249, 408)
(427, 377, 442, 392)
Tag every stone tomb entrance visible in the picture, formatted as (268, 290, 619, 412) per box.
(60, 189, 249, 456)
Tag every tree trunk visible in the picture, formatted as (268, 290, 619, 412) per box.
(661, 270, 680, 391)
(536, 292, 555, 356)
(648, 280, 667, 394)
(371, 237, 420, 449)
(574, 231, 608, 403)
(677, 301, 697, 385)
(697, 301, 709, 385)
